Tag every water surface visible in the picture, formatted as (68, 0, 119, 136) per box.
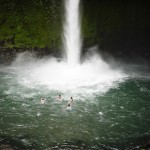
(0, 64, 150, 149)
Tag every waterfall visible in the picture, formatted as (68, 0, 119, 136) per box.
(63, 0, 82, 65)
(9, 0, 127, 94)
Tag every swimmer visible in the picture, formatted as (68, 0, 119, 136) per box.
(68, 97, 73, 105)
(66, 103, 72, 110)
(70, 97, 73, 102)
(40, 98, 46, 104)
(57, 94, 63, 101)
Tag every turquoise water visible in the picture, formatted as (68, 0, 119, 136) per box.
(0, 65, 150, 149)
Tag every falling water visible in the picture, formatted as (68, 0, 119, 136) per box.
(4, 0, 127, 93)
(63, 0, 82, 65)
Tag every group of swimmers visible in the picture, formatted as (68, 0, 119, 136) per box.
(57, 94, 73, 110)
(40, 94, 73, 110)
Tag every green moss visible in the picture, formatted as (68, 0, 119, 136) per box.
(0, 0, 150, 49)
(0, 0, 62, 48)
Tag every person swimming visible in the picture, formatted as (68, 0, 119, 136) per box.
(70, 97, 73, 102)
(68, 97, 73, 105)
(57, 94, 63, 101)
(40, 98, 46, 104)
(66, 103, 72, 110)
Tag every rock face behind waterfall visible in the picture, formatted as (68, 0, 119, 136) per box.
(0, 0, 150, 64)
(0, 48, 61, 65)
(0, 47, 150, 65)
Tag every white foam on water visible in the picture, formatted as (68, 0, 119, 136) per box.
(8, 52, 128, 96)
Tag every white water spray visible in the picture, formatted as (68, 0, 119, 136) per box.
(63, 0, 81, 65)
(6, 0, 128, 96)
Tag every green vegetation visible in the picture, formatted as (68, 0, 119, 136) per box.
(0, 0, 150, 49)
(0, 0, 63, 48)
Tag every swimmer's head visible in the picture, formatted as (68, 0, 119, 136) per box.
(68, 103, 70, 107)
(41, 98, 44, 100)
(71, 97, 73, 101)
